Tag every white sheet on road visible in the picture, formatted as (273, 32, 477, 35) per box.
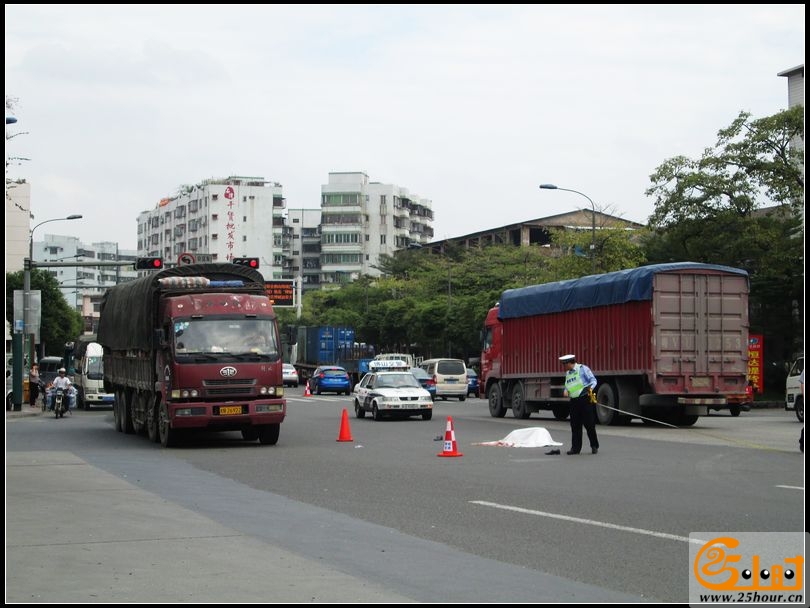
(475, 427, 563, 447)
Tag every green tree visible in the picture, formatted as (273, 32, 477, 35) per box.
(644, 106, 805, 390)
(6, 269, 83, 357)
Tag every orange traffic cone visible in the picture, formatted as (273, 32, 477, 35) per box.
(437, 416, 463, 457)
(337, 408, 353, 442)
(303, 381, 312, 397)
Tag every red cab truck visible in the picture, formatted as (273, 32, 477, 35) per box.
(480, 263, 750, 426)
(97, 263, 286, 446)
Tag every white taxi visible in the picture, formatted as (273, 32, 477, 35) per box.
(352, 360, 433, 421)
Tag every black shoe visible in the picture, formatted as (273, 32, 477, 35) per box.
(592, 448, 599, 454)
(566, 450, 579, 455)
(545, 449, 560, 455)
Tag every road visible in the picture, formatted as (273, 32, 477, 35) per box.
(5, 391, 805, 603)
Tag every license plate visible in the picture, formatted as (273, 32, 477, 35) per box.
(219, 405, 243, 415)
(691, 377, 710, 388)
(446, 379, 457, 383)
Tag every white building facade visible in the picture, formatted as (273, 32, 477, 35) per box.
(319, 172, 433, 286)
(284, 207, 323, 292)
(137, 176, 286, 277)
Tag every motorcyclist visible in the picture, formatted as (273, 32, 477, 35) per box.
(47, 368, 76, 411)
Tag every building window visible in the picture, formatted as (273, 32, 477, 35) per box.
(212, 213, 218, 220)
(243, 235, 247, 241)
(380, 235, 386, 244)
(212, 234, 218, 240)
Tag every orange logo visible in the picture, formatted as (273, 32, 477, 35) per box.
(694, 536, 804, 591)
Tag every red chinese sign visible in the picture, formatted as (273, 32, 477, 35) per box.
(747, 334, 764, 394)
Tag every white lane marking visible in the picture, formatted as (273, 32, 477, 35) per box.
(775, 485, 804, 491)
(470, 500, 706, 544)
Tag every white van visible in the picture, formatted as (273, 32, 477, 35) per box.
(785, 356, 804, 423)
(420, 358, 467, 401)
(73, 342, 115, 409)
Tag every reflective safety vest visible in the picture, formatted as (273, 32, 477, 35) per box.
(565, 364, 586, 398)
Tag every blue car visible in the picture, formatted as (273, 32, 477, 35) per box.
(309, 366, 352, 395)
(410, 367, 436, 400)
(466, 369, 480, 397)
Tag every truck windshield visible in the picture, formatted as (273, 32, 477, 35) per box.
(86, 356, 104, 380)
(174, 318, 279, 358)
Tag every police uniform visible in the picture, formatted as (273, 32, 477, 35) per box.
(560, 354, 599, 455)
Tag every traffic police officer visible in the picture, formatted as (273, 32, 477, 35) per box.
(560, 354, 599, 455)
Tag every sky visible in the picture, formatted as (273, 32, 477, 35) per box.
(5, 4, 805, 251)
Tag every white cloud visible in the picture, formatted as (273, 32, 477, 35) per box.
(5, 4, 804, 248)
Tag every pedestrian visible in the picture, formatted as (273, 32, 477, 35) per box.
(560, 354, 600, 455)
(28, 363, 41, 407)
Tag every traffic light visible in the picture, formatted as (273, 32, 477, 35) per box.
(135, 257, 164, 270)
(232, 257, 260, 269)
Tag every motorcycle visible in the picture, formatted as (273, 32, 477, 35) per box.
(53, 387, 67, 418)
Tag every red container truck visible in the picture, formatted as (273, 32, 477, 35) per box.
(97, 263, 286, 447)
(480, 263, 750, 426)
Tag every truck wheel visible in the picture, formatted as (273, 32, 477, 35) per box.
(121, 390, 134, 434)
(552, 405, 569, 421)
(511, 383, 530, 419)
(488, 384, 506, 418)
(131, 393, 145, 435)
(258, 423, 280, 445)
(674, 412, 699, 426)
(146, 399, 159, 442)
(158, 401, 176, 447)
(241, 428, 259, 441)
(796, 397, 804, 423)
(729, 405, 741, 417)
(354, 400, 365, 419)
(114, 390, 123, 432)
(595, 384, 616, 426)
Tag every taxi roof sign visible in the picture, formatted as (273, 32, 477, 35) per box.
(369, 359, 410, 371)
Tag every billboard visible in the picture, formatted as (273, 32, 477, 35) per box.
(264, 280, 295, 307)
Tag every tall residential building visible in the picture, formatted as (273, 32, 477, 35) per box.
(137, 176, 286, 278)
(319, 172, 434, 286)
(777, 64, 805, 180)
(284, 208, 323, 292)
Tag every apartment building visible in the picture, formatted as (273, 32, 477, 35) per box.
(319, 172, 434, 286)
(137, 176, 286, 278)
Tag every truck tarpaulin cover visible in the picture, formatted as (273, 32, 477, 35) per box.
(498, 262, 748, 319)
(97, 263, 265, 352)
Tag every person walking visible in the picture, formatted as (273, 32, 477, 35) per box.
(28, 364, 41, 408)
(560, 354, 599, 455)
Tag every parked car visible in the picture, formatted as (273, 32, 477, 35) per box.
(309, 365, 352, 395)
(282, 364, 299, 387)
(466, 368, 479, 397)
(352, 370, 433, 420)
(410, 367, 436, 399)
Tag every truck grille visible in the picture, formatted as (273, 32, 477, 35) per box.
(203, 378, 256, 397)
(204, 378, 257, 386)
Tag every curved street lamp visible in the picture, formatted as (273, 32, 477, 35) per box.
(539, 184, 597, 272)
(24, 214, 83, 366)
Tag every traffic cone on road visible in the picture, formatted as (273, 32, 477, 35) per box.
(337, 408, 353, 442)
(303, 381, 312, 397)
(437, 416, 463, 457)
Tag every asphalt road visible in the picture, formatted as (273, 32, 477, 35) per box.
(5, 393, 805, 603)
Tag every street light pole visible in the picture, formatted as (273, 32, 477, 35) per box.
(24, 214, 82, 367)
(539, 184, 597, 273)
